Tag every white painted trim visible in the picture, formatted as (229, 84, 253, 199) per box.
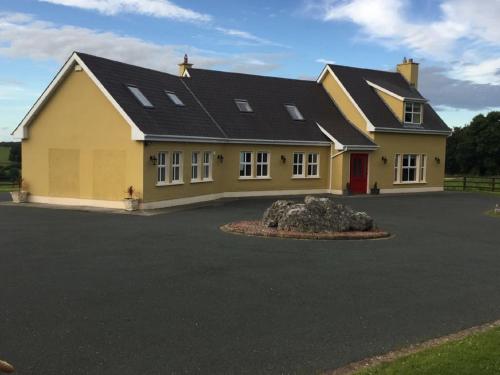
(366, 80, 427, 102)
(373, 127, 451, 135)
(317, 65, 376, 132)
(380, 186, 444, 194)
(329, 189, 343, 195)
(28, 195, 125, 209)
(140, 189, 330, 210)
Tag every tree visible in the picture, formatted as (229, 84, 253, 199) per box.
(446, 111, 500, 176)
(8, 142, 21, 163)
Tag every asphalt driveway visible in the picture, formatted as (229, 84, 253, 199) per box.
(1, 192, 499, 374)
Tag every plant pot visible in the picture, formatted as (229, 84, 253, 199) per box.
(123, 198, 140, 211)
(10, 190, 29, 203)
(370, 188, 380, 195)
(342, 189, 352, 196)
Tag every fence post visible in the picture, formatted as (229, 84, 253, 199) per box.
(463, 176, 467, 191)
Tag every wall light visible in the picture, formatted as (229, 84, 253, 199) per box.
(435, 156, 441, 164)
(280, 155, 286, 163)
(149, 155, 157, 165)
(381, 156, 387, 164)
(217, 154, 224, 163)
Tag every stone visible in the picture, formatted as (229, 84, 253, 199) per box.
(262, 195, 374, 232)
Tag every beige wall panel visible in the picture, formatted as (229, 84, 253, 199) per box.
(48, 148, 80, 197)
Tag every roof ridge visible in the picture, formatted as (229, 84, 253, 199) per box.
(329, 63, 399, 75)
(189, 67, 316, 83)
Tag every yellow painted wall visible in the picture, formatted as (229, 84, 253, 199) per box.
(320, 72, 368, 134)
(368, 133, 446, 190)
(143, 143, 330, 202)
(375, 89, 404, 122)
(22, 68, 143, 201)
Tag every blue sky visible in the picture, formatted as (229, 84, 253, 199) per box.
(1, 0, 500, 141)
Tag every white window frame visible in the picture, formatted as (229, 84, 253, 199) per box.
(165, 90, 184, 106)
(394, 154, 427, 184)
(404, 102, 423, 124)
(171, 151, 183, 183)
(202, 151, 212, 181)
(307, 153, 319, 177)
(292, 152, 305, 178)
(285, 104, 304, 121)
(157, 151, 167, 185)
(191, 151, 200, 182)
(235, 99, 253, 113)
(256, 151, 270, 178)
(239, 151, 253, 178)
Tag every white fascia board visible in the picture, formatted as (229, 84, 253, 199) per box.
(143, 133, 331, 146)
(366, 80, 427, 102)
(318, 65, 376, 132)
(12, 52, 145, 141)
(373, 127, 451, 136)
(316, 122, 378, 151)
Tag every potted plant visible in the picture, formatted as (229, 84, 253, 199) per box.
(343, 182, 352, 195)
(10, 177, 29, 203)
(123, 185, 140, 211)
(370, 181, 380, 195)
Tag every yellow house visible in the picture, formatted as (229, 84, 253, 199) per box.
(12, 53, 450, 209)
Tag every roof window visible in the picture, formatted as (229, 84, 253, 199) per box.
(285, 104, 304, 121)
(127, 85, 153, 108)
(165, 91, 184, 106)
(235, 99, 253, 113)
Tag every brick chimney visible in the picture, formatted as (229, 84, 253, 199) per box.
(397, 57, 419, 88)
(178, 54, 193, 77)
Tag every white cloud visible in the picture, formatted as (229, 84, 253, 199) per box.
(215, 27, 288, 48)
(316, 58, 335, 64)
(306, 0, 500, 85)
(0, 12, 283, 74)
(38, 0, 211, 22)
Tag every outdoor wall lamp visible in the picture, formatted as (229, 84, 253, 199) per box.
(381, 156, 388, 164)
(435, 156, 441, 164)
(149, 155, 157, 165)
(281, 155, 286, 163)
(217, 154, 224, 162)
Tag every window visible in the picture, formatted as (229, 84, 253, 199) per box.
(202, 152, 212, 180)
(293, 152, 305, 177)
(171, 151, 183, 183)
(165, 91, 184, 106)
(404, 102, 422, 124)
(285, 104, 304, 121)
(394, 154, 427, 183)
(420, 154, 427, 182)
(256, 152, 270, 178)
(191, 152, 200, 181)
(235, 99, 253, 113)
(239, 151, 253, 177)
(127, 85, 153, 108)
(307, 153, 319, 177)
(157, 152, 167, 184)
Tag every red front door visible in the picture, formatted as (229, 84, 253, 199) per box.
(350, 153, 368, 194)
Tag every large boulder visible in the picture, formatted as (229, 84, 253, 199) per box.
(262, 195, 373, 232)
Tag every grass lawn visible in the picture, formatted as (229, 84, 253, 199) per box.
(355, 326, 500, 375)
(486, 210, 500, 218)
(0, 183, 15, 193)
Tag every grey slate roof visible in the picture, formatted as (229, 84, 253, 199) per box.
(328, 64, 450, 132)
(77, 52, 375, 147)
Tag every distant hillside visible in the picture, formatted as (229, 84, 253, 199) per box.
(0, 145, 10, 165)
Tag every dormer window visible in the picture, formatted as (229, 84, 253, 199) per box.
(235, 99, 253, 113)
(285, 104, 304, 121)
(165, 91, 184, 106)
(127, 85, 153, 108)
(404, 102, 422, 124)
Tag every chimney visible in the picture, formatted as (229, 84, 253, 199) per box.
(178, 54, 193, 77)
(397, 57, 419, 88)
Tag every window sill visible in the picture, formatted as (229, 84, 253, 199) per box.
(393, 181, 427, 185)
(190, 179, 214, 184)
(238, 176, 254, 180)
(156, 181, 184, 187)
(255, 176, 272, 180)
(291, 176, 320, 179)
(238, 177, 271, 180)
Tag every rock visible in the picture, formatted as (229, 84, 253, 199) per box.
(262, 195, 374, 232)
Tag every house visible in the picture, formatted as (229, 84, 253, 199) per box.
(12, 53, 450, 209)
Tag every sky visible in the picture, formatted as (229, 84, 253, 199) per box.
(1, 0, 500, 141)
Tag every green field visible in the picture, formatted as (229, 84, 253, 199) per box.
(356, 326, 500, 375)
(0, 181, 15, 192)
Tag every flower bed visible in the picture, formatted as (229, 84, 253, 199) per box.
(221, 220, 390, 240)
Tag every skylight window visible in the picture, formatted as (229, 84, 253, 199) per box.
(127, 85, 153, 108)
(285, 104, 304, 121)
(165, 91, 184, 106)
(235, 99, 253, 113)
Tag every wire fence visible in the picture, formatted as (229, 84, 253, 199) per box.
(444, 176, 500, 192)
